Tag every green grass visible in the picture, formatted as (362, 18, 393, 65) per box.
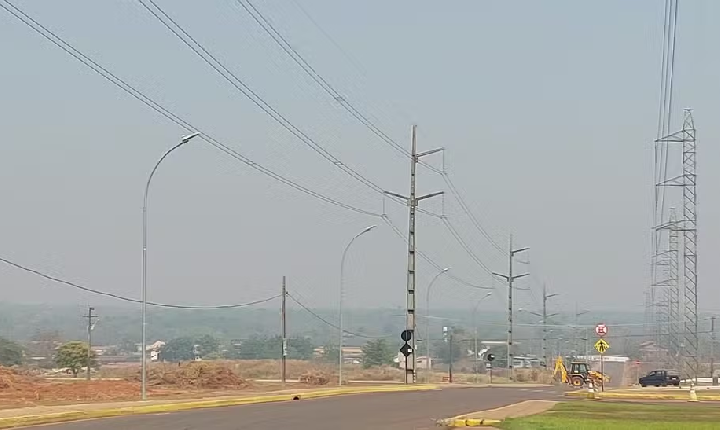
(498, 401, 720, 430)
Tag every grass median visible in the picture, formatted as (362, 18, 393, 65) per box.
(498, 401, 720, 430)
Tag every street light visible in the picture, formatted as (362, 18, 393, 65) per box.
(141, 132, 200, 400)
(338, 225, 376, 386)
(424, 267, 450, 381)
(473, 292, 493, 384)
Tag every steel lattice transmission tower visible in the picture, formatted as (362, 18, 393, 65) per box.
(656, 109, 698, 381)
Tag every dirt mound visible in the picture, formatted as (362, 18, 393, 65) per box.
(127, 362, 250, 389)
(0, 366, 38, 390)
(298, 370, 330, 385)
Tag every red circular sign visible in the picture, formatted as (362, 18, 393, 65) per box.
(595, 323, 608, 337)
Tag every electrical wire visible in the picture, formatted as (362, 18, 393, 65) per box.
(135, 0, 411, 210)
(0, 256, 279, 309)
(0, 0, 380, 218)
(234, 0, 411, 161)
(287, 293, 392, 339)
(380, 215, 489, 290)
(3, 0, 520, 310)
(440, 216, 493, 275)
(231, 0, 506, 254)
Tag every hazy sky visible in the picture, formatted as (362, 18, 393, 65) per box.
(0, 1, 718, 315)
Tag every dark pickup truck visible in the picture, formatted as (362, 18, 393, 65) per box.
(639, 370, 680, 387)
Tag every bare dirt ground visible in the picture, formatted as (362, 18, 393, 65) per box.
(0, 360, 554, 409)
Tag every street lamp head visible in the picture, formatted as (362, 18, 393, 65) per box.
(362, 225, 377, 234)
(181, 131, 201, 143)
(484, 292, 493, 297)
(442, 267, 450, 272)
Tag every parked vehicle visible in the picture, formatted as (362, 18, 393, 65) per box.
(639, 370, 680, 387)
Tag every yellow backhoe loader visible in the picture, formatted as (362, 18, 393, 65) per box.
(552, 356, 609, 388)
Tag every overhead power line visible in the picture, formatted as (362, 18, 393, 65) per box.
(440, 216, 493, 275)
(0, 0, 379, 218)
(234, 0, 505, 253)
(287, 293, 391, 339)
(135, 0, 410, 208)
(0, 256, 279, 309)
(234, 0, 411, 161)
(381, 215, 490, 290)
(1, 1, 508, 304)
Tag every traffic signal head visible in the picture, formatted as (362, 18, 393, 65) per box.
(487, 353, 495, 362)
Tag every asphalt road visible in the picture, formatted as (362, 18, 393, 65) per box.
(30, 386, 565, 430)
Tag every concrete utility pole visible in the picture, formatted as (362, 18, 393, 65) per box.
(281, 276, 287, 386)
(493, 235, 528, 382)
(85, 306, 98, 381)
(385, 125, 443, 384)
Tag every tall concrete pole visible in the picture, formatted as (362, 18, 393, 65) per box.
(385, 125, 443, 384)
(493, 236, 528, 382)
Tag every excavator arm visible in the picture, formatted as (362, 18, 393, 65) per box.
(552, 356, 568, 383)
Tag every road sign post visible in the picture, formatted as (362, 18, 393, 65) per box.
(594, 338, 609, 392)
(595, 323, 608, 337)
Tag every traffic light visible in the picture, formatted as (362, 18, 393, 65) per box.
(487, 353, 495, 362)
(442, 326, 449, 342)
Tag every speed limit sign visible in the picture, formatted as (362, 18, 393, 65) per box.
(595, 323, 608, 337)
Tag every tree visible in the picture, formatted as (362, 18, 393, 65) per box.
(55, 341, 96, 377)
(234, 335, 315, 360)
(361, 339, 394, 368)
(118, 338, 138, 355)
(196, 334, 220, 356)
(287, 336, 315, 360)
(0, 337, 23, 367)
(431, 338, 462, 364)
(160, 337, 196, 362)
(320, 343, 339, 364)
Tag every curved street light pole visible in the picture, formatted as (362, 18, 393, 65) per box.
(141, 132, 200, 400)
(338, 225, 376, 386)
(424, 267, 450, 381)
(473, 292, 493, 384)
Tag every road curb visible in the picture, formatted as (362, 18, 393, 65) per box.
(565, 391, 720, 401)
(436, 417, 502, 427)
(0, 384, 440, 429)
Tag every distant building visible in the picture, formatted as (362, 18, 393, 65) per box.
(134, 341, 166, 362)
